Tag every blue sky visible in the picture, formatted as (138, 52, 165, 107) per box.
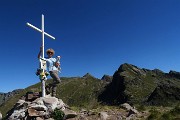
(1, 0, 180, 92)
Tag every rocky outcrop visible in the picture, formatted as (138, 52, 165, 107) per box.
(147, 82, 180, 105)
(98, 63, 180, 106)
(83, 73, 95, 79)
(169, 70, 180, 79)
(6, 92, 77, 120)
(101, 75, 113, 83)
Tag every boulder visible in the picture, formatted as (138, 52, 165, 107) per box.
(28, 108, 46, 117)
(14, 99, 27, 110)
(26, 92, 40, 102)
(63, 109, 77, 119)
(127, 108, 139, 117)
(29, 104, 47, 111)
(121, 103, 139, 117)
(9, 109, 26, 119)
(56, 99, 66, 110)
(32, 97, 44, 105)
(43, 96, 59, 110)
(99, 112, 109, 120)
(121, 103, 132, 111)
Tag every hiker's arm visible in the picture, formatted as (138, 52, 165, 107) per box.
(38, 47, 42, 59)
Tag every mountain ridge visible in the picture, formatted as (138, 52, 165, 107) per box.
(98, 63, 180, 106)
(0, 63, 180, 118)
(0, 89, 23, 106)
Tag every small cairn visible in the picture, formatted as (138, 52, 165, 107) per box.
(6, 92, 77, 120)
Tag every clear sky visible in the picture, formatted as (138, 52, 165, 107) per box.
(1, 0, 180, 92)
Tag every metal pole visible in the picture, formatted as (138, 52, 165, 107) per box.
(26, 23, 55, 39)
(42, 14, 46, 97)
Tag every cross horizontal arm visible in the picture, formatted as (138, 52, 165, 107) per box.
(27, 22, 55, 40)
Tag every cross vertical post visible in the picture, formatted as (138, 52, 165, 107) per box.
(41, 14, 45, 97)
(27, 14, 55, 97)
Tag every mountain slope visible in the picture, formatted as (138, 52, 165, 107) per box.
(98, 63, 180, 106)
(1, 63, 180, 117)
(0, 89, 23, 106)
(0, 75, 106, 117)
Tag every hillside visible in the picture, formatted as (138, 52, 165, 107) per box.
(0, 75, 108, 117)
(0, 89, 23, 106)
(0, 63, 180, 119)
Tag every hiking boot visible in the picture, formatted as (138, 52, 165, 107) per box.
(45, 86, 51, 95)
(52, 93, 56, 97)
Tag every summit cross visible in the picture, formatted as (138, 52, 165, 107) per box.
(27, 14, 56, 97)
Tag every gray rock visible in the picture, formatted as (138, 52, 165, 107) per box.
(28, 108, 47, 117)
(29, 104, 47, 111)
(63, 109, 77, 119)
(16, 99, 25, 106)
(121, 103, 132, 111)
(9, 109, 26, 119)
(56, 99, 66, 110)
(126, 114, 136, 120)
(32, 97, 44, 105)
(80, 108, 88, 115)
(127, 108, 139, 118)
(99, 112, 109, 120)
(43, 96, 59, 110)
(0, 112, 2, 120)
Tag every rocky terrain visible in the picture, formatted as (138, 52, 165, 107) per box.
(4, 92, 146, 120)
(0, 63, 180, 119)
(5, 92, 77, 120)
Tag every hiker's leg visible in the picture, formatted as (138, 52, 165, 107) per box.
(50, 70, 61, 96)
(45, 83, 53, 95)
(52, 84, 57, 97)
(50, 70, 61, 84)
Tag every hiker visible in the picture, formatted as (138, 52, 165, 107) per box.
(38, 47, 61, 97)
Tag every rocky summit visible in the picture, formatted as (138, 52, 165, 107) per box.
(6, 92, 77, 120)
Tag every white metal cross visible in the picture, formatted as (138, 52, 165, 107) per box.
(27, 14, 55, 97)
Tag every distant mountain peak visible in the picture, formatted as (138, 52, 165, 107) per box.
(83, 73, 95, 78)
(101, 75, 112, 82)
